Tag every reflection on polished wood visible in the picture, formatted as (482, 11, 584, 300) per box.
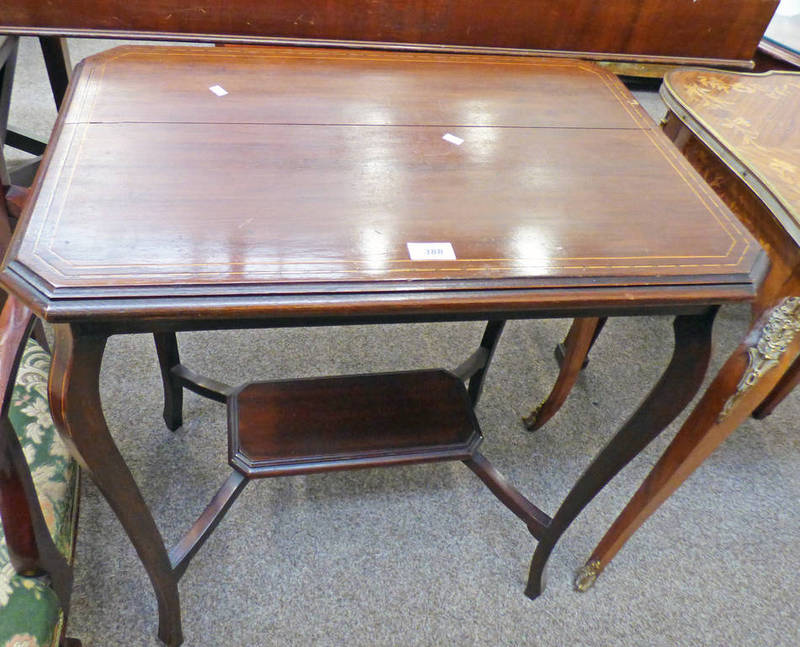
(578, 68, 800, 591)
(7, 47, 760, 324)
(0, 48, 766, 645)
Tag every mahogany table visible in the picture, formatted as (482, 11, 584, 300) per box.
(573, 68, 800, 590)
(0, 46, 764, 645)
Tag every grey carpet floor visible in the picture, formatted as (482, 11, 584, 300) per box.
(5, 37, 800, 647)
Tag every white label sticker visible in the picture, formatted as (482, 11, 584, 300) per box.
(209, 84, 229, 96)
(442, 133, 464, 146)
(407, 242, 457, 261)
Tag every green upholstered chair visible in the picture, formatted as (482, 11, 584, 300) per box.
(0, 296, 80, 647)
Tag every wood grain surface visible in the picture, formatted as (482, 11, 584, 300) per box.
(2, 47, 764, 323)
(0, 0, 779, 64)
(229, 369, 480, 476)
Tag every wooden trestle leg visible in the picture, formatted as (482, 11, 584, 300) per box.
(525, 309, 718, 598)
(575, 297, 800, 591)
(50, 326, 183, 646)
(523, 317, 605, 431)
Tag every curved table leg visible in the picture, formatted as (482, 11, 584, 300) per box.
(523, 317, 604, 431)
(553, 316, 607, 369)
(525, 309, 717, 598)
(49, 325, 183, 646)
(575, 297, 800, 591)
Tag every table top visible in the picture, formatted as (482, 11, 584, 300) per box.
(1, 46, 763, 326)
(662, 68, 800, 248)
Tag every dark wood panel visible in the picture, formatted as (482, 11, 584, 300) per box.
(0, 0, 779, 62)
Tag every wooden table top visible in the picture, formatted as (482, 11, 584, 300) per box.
(662, 68, 800, 247)
(1, 46, 763, 324)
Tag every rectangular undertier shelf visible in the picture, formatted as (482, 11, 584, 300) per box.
(228, 369, 482, 477)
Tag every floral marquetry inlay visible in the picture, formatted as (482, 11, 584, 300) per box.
(664, 70, 800, 224)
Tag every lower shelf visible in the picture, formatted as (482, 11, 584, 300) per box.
(228, 369, 482, 477)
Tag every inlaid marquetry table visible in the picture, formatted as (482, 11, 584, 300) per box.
(574, 68, 800, 591)
(0, 46, 765, 645)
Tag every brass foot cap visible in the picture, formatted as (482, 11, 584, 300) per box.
(574, 560, 602, 592)
(522, 404, 543, 431)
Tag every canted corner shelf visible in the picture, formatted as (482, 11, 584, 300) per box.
(227, 369, 482, 477)
(163, 330, 551, 595)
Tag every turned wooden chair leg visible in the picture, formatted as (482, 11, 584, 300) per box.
(575, 297, 800, 591)
(523, 317, 604, 431)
